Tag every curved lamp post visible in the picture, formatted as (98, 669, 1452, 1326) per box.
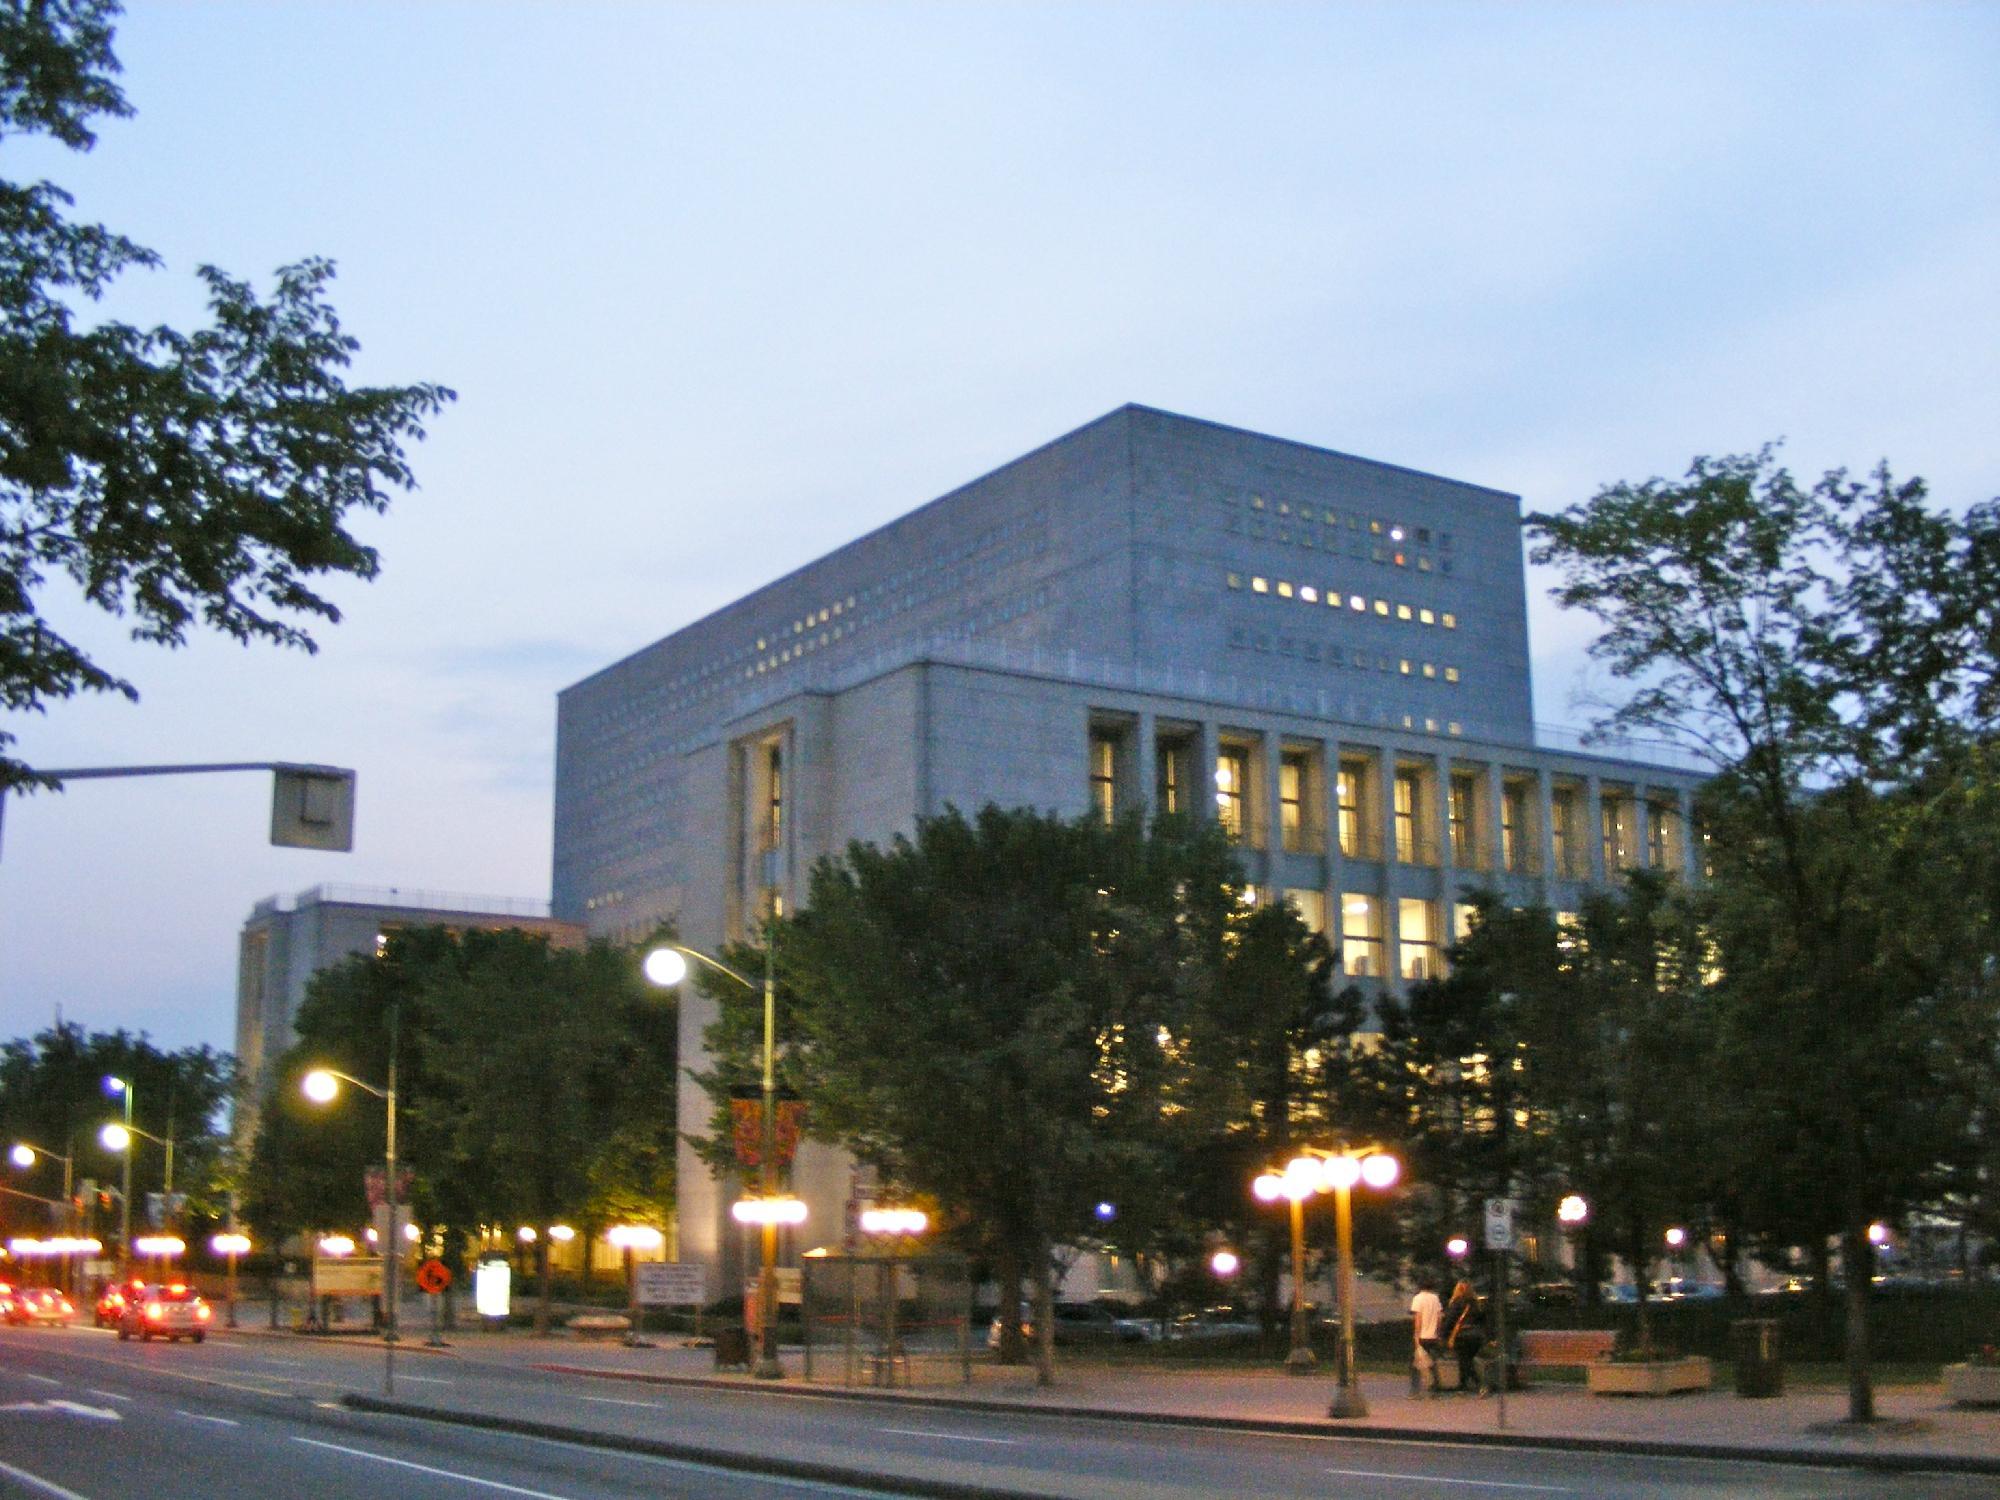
(100, 1115, 175, 1276)
(302, 1027, 401, 1396)
(10, 1140, 75, 1295)
(646, 936, 789, 1380)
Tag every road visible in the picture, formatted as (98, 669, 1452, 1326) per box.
(1, 1323, 1991, 1500)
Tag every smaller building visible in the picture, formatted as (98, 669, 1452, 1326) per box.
(234, 883, 582, 1136)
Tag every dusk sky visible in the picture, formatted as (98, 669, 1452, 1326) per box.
(2, 2, 1994, 1055)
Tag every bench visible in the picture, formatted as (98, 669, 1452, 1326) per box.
(565, 1314, 632, 1340)
(1518, 1328, 1617, 1371)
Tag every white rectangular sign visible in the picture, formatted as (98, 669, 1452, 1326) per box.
(1483, 1197, 1516, 1251)
(634, 1261, 707, 1307)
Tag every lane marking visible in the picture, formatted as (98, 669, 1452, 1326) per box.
(14, 1373, 62, 1387)
(879, 1426, 1019, 1446)
(507, 1434, 900, 1499)
(0, 1457, 96, 1500)
(0, 1400, 121, 1422)
(293, 1437, 578, 1500)
(176, 1410, 241, 1427)
(1327, 1471, 1578, 1493)
(83, 1390, 132, 1402)
(577, 1394, 657, 1409)
(395, 1373, 453, 1385)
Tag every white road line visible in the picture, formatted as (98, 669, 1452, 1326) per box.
(0, 1456, 96, 1500)
(576, 1394, 656, 1408)
(1327, 1471, 1578, 1494)
(395, 1373, 453, 1384)
(14, 1373, 62, 1387)
(82, 1390, 132, 1402)
(176, 1410, 241, 1427)
(292, 1437, 578, 1500)
(879, 1426, 1018, 1446)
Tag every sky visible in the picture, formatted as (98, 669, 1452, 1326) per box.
(1, 1, 1995, 1055)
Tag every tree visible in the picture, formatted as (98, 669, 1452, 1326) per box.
(762, 805, 1246, 1382)
(1528, 447, 2000, 1420)
(0, 1021, 233, 1241)
(0, 0, 453, 790)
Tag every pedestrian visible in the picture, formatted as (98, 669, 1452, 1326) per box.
(1444, 1279, 1488, 1395)
(1410, 1276, 1444, 1395)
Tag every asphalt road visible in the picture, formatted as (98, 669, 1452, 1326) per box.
(2, 1324, 1992, 1500)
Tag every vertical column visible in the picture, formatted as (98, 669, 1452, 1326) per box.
(1323, 736, 1345, 924)
(1679, 787, 1700, 883)
(1485, 762, 1507, 877)
(1435, 755, 1456, 888)
(1135, 710, 1157, 825)
(1195, 720, 1218, 827)
(1377, 741, 1400, 987)
(1536, 768, 1558, 897)
(1632, 783, 1653, 870)
(1261, 729, 1284, 898)
(1585, 774, 1607, 886)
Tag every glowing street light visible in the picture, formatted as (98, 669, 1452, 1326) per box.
(301, 1038, 401, 1397)
(1446, 1235, 1471, 1260)
(1557, 1194, 1589, 1226)
(1209, 1249, 1240, 1278)
(211, 1232, 251, 1327)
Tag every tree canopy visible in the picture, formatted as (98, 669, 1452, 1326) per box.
(0, 0, 453, 790)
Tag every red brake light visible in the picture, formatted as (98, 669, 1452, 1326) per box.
(195, 1304, 211, 1321)
(168, 1283, 187, 1295)
(146, 1302, 163, 1319)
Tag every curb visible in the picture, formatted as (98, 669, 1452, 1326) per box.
(341, 1394, 1068, 1500)
(375, 1365, 2000, 1480)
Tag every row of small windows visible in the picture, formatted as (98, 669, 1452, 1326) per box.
(1229, 571, 1459, 630)
(1226, 492, 1454, 551)
(1225, 625, 1461, 683)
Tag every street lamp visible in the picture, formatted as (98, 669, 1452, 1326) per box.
(9, 1140, 76, 1295)
(1254, 1146, 1400, 1417)
(99, 1117, 175, 1270)
(607, 1224, 664, 1343)
(212, 1232, 251, 1327)
(859, 1206, 927, 1387)
(302, 1018, 402, 1397)
(1253, 1156, 1326, 1374)
(103, 1075, 134, 1272)
(646, 934, 788, 1380)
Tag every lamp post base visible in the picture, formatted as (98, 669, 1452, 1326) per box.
(1328, 1381, 1370, 1419)
(753, 1355, 784, 1380)
(1285, 1345, 1319, 1374)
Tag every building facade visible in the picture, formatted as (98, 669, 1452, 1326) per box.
(551, 405, 1704, 1288)
(234, 883, 581, 1137)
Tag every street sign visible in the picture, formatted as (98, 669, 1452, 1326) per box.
(415, 1259, 451, 1295)
(634, 1261, 705, 1307)
(1483, 1197, 1516, 1251)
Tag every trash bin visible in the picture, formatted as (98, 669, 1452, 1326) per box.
(713, 1325, 751, 1369)
(1732, 1318, 1782, 1397)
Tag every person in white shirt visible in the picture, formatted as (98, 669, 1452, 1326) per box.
(1410, 1277, 1444, 1395)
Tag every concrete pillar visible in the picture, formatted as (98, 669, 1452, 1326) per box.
(1632, 784, 1652, 870)
(1262, 728, 1284, 877)
(1435, 754, 1456, 890)
(1679, 787, 1700, 882)
(1536, 768, 1558, 897)
(1136, 710, 1157, 825)
(1195, 720, 1218, 827)
(1378, 741, 1400, 986)
(1323, 736, 1344, 913)
(1484, 761, 1507, 877)
(1585, 774, 1607, 886)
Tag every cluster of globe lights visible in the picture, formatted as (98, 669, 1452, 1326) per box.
(733, 1196, 808, 1227)
(8, 1237, 101, 1256)
(1252, 1151, 1400, 1202)
(858, 1207, 928, 1236)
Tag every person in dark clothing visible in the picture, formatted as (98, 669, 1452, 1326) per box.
(1444, 1280, 1488, 1395)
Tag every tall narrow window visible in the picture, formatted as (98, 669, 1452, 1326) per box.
(1336, 767, 1363, 858)
(1157, 739, 1183, 816)
(1602, 797, 1630, 871)
(1215, 748, 1248, 841)
(1552, 789, 1577, 876)
(1647, 804, 1669, 869)
(1089, 732, 1118, 826)
(1394, 770, 1419, 864)
(1500, 785, 1519, 872)
(764, 743, 784, 852)
(1399, 898, 1440, 981)
(1280, 752, 1308, 852)
(1449, 775, 1475, 864)
(1341, 894, 1383, 977)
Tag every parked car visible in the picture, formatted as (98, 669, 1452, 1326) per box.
(1166, 1305, 1260, 1341)
(5, 1286, 75, 1326)
(116, 1283, 212, 1343)
(986, 1300, 1154, 1349)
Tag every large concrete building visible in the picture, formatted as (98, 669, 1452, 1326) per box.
(551, 405, 1704, 1289)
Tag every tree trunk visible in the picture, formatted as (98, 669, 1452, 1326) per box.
(1629, 1225, 1654, 1357)
(1810, 1237, 1834, 1304)
(1032, 1245, 1055, 1388)
(1840, 1218, 1876, 1423)
(993, 1243, 1025, 1365)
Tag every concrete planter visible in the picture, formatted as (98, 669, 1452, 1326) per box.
(1943, 1362, 2000, 1407)
(1587, 1356, 1713, 1397)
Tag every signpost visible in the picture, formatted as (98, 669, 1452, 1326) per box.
(416, 1258, 451, 1347)
(1484, 1197, 1516, 1430)
(634, 1261, 706, 1308)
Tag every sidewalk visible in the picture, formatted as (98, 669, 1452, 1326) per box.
(374, 1327, 2000, 1475)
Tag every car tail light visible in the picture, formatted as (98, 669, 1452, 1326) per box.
(146, 1302, 164, 1319)
(195, 1305, 211, 1321)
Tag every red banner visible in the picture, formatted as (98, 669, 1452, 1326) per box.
(730, 1097, 807, 1172)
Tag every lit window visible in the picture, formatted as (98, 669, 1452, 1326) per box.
(1394, 553, 1407, 567)
(1341, 894, 1383, 976)
(1227, 572, 1243, 589)
(1417, 557, 1432, 572)
(1252, 577, 1269, 593)
(1443, 613, 1457, 629)
(1299, 585, 1318, 603)
(1215, 748, 1249, 841)
(1397, 604, 1413, 620)
(1400, 659, 1413, 675)
(1285, 888, 1327, 933)
(1277, 500, 1290, 516)
(1089, 732, 1118, 826)
(1374, 599, 1390, 616)
(1419, 608, 1435, 625)
(1276, 580, 1294, 598)
(1369, 519, 1384, 534)
(1400, 897, 1439, 980)
(1251, 495, 1266, 510)
(1323, 509, 1338, 525)
(1350, 594, 1366, 611)
(1422, 663, 1436, 679)
(1390, 526, 1405, 542)
(1445, 666, 1460, 683)
(1448, 722, 1462, 736)
(1425, 717, 1439, 732)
